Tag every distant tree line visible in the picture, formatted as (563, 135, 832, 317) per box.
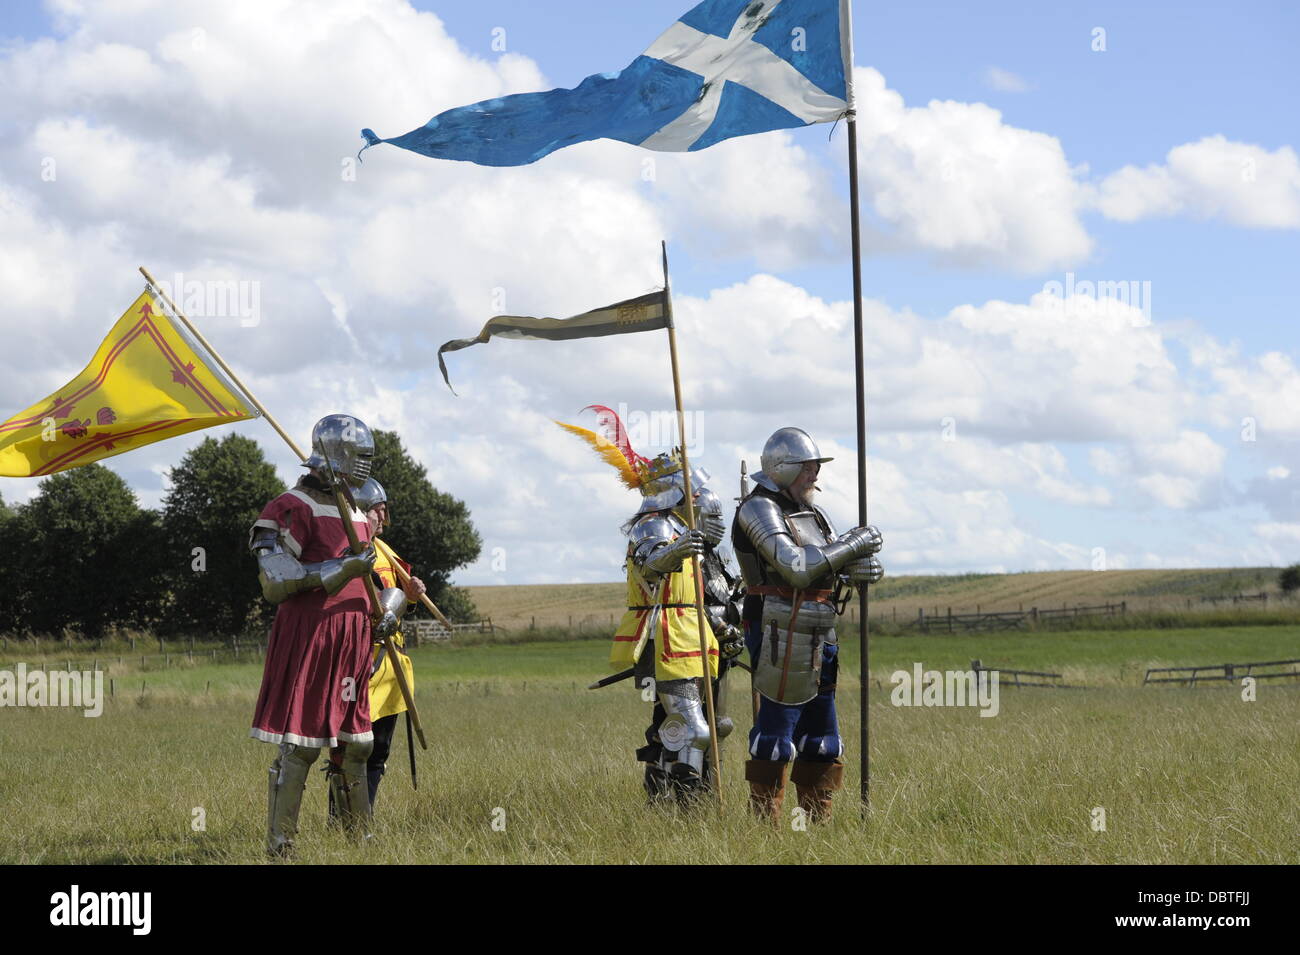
(0, 431, 481, 639)
(1279, 565, 1300, 594)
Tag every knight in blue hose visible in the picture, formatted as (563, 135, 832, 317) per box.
(731, 427, 884, 824)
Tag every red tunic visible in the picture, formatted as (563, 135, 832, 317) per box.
(249, 485, 375, 748)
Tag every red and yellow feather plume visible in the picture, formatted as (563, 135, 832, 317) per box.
(554, 419, 645, 490)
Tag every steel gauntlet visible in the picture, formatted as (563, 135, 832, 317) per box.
(645, 529, 706, 574)
(373, 586, 408, 640)
(842, 555, 884, 584)
(821, 524, 883, 573)
(315, 546, 378, 595)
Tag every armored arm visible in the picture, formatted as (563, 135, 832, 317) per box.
(373, 586, 409, 639)
(250, 525, 377, 605)
(736, 497, 882, 589)
(702, 552, 745, 659)
(629, 514, 704, 584)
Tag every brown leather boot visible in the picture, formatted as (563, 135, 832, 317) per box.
(791, 759, 844, 823)
(745, 759, 788, 824)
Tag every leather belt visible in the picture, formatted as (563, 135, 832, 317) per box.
(629, 603, 693, 610)
(749, 586, 833, 600)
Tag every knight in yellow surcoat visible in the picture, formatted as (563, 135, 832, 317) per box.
(326, 477, 425, 817)
(558, 405, 737, 804)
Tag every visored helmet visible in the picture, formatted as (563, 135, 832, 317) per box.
(636, 451, 711, 518)
(303, 413, 375, 489)
(753, 427, 832, 492)
(692, 485, 726, 547)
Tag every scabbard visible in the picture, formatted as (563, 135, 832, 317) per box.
(587, 666, 636, 690)
(406, 710, 418, 790)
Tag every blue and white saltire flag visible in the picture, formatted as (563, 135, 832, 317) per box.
(361, 0, 850, 167)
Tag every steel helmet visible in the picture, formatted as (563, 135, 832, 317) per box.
(303, 413, 375, 489)
(752, 427, 832, 492)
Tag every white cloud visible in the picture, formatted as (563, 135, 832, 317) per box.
(1193, 346, 1300, 438)
(28, 117, 334, 271)
(1254, 522, 1300, 543)
(649, 132, 847, 269)
(1088, 430, 1227, 510)
(4, 1, 1300, 582)
(1241, 454, 1300, 522)
(884, 435, 1112, 507)
(983, 67, 1031, 93)
(850, 67, 1093, 272)
(1096, 135, 1300, 228)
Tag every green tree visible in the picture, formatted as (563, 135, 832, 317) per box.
(19, 465, 164, 637)
(1279, 565, 1300, 594)
(0, 493, 22, 632)
(370, 430, 481, 622)
(160, 434, 286, 636)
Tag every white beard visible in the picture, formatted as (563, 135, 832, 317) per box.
(792, 485, 818, 508)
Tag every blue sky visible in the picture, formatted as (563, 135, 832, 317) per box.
(5, 0, 1293, 327)
(399, 1, 1300, 354)
(1, 1, 1298, 583)
(414, 0, 1300, 574)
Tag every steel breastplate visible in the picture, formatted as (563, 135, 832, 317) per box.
(736, 490, 838, 705)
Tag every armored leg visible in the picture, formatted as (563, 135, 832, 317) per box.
(657, 679, 711, 804)
(325, 760, 346, 824)
(636, 699, 672, 803)
(325, 739, 374, 840)
(791, 759, 843, 823)
(267, 743, 321, 856)
(791, 645, 843, 760)
(788, 648, 843, 822)
(711, 675, 735, 741)
(639, 753, 672, 802)
(745, 759, 788, 825)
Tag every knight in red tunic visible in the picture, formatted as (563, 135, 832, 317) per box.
(248, 413, 380, 855)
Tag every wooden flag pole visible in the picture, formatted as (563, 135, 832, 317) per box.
(140, 267, 307, 461)
(373, 538, 456, 630)
(840, 1, 874, 811)
(140, 264, 428, 750)
(661, 241, 724, 809)
(332, 482, 427, 750)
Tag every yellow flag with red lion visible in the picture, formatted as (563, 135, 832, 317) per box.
(0, 291, 256, 477)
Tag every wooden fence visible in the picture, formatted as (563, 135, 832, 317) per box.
(970, 659, 1080, 688)
(408, 618, 495, 645)
(910, 602, 1126, 633)
(1143, 657, 1300, 686)
(1198, 591, 1269, 606)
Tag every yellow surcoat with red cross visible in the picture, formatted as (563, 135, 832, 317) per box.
(368, 542, 415, 721)
(610, 553, 718, 682)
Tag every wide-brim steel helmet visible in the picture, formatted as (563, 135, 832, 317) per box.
(303, 413, 375, 489)
(752, 427, 832, 492)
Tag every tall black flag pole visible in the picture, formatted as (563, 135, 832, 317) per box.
(841, 0, 872, 810)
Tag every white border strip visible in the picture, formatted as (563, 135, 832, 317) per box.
(249, 727, 375, 747)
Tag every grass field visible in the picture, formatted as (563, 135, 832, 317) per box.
(466, 567, 1287, 631)
(1, 625, 1296, 864)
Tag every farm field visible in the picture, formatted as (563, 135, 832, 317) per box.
(465, 567, 1286, 631)
(1, 625, 1296, 865)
